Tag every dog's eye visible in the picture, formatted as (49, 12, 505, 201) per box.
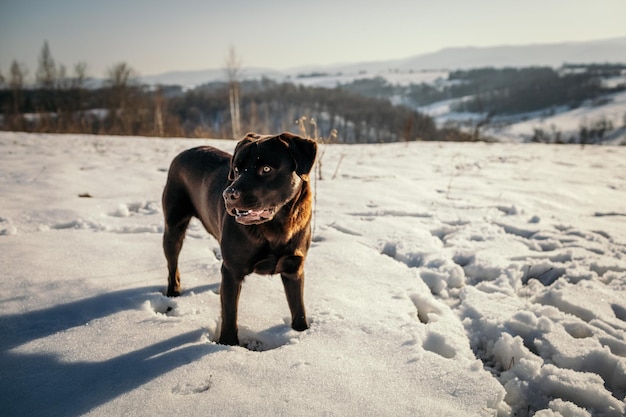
(260, 165, 273, 175)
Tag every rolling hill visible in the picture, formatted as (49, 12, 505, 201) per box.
(140, 37, 626, 87)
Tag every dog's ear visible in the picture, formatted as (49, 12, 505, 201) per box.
(243, 132, 261, 140)
(228, 134, 255, 180)
(278, 133, 317, 180)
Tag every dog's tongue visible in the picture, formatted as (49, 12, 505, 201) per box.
(234, 208, 272, 224)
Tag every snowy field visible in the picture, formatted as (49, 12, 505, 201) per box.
(291, 70, 449, 88)
(417, 91, 626, 145)
(1, 132, 625, 417)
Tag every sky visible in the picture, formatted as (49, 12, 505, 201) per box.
(1, 0, 625, 79)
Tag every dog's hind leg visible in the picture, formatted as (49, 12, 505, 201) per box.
(162, 185, 193, 297)
(163, 217, 191, 297)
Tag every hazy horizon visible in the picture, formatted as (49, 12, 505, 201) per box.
(1, 0, 625, 79)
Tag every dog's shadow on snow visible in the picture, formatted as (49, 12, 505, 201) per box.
(0, 285, 224, 417)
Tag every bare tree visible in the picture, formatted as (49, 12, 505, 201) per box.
(6, 61, 28, 130)
(36, 41, 57, 89)
(72, 62, 88, 109)
(35, 41, 59, 115)
(70, 62, 89, 131)
(106, 62, 137, 108)
(107, 62, 135, 89)
(73, 62, 88, 87)
(225, 45, 242, 139)
(105, 62, 138, 134)
(57, 64, 69, 90)
(472, 111, 494, 142)
(154, 86, 165, 137)
(9, 60, 27, 115)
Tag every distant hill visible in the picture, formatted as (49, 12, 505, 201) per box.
(394, 37, 626, 71)
(140, 37, 626, 87)
(139, 67, 283, 88)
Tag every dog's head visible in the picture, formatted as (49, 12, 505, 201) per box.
(223, 132, 317, 225)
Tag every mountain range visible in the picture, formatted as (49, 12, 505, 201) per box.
(140, 37, 626, 87)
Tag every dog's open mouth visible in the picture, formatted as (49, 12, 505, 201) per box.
(232, 207, 275, 224)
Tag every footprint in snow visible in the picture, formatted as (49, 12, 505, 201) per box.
(237, 324, 299, 352)
(171, 377, 213, 395)
(110, 201, 161, 217)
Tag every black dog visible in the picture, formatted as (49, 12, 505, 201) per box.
(162, 132, 317, 345)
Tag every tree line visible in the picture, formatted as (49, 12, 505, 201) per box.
(0, 42, 477, 143)
(447, 66, 624, 114)
(170, 79, 454, 143)
(340, 65, 626, 115)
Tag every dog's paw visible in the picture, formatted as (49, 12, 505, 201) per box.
(218, 334, 240, 346)
(166, 288, 181, 297)
(291, 318, 309, 332)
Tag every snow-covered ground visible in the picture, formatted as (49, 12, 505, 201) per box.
(488, 91, 626, 144)
(1, 132, 625, 417)
(414, 90, 626, 145)
(291, 70, 449, 88)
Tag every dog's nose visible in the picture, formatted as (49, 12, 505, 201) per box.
(223, 187, 241, 202)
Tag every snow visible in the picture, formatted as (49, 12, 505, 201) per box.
(412, 91, 626, 145)
(489, 91, 626, 144)
(1, 132, 626, 417)
(288, 70, 626, 145)
(292, 70, 449, 88)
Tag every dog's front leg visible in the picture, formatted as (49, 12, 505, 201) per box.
(281, 273, 309, 332)
(219, 264, 243, 345)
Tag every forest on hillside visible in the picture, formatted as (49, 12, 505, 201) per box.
(0, 43, 474, 143)
(0, 76, 465, 143)
(340, 64, 626, 114)
(2, 42, 624, 143)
